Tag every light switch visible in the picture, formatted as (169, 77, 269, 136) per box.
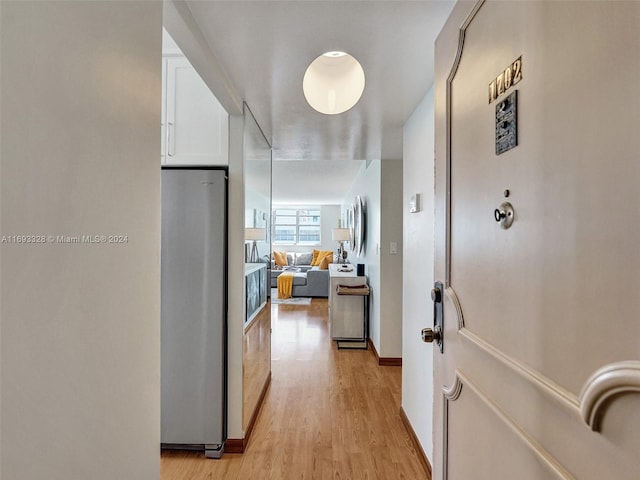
(409, 194, 421, 213)
(390, 242, 398, 255)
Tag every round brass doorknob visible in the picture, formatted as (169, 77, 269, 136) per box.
(421, 325, 442, 343)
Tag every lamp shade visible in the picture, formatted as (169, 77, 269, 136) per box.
(332, 228, 351, 242)
(245, 227, 266, 241)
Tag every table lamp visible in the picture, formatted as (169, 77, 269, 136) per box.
(332, 227, 351, 264)
(245, 228, 266, 263)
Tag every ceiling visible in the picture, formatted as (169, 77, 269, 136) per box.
(164, 0, 455, 204)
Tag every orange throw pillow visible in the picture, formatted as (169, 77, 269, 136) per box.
(273, 251, 288, 266)
(312, 250, 334, 266)
(319, 254, 333, 269)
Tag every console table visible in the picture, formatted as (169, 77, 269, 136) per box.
(328, 264, 368, 346)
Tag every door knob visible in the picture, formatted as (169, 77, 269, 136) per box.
(422, 325, 442, 344)
(494, 201, 515, 229)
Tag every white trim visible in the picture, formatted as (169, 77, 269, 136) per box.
(579, 361, 640, 431)
(444, 286, 465, 330)
(443, 371, 576, 480)
(459, 328, 581, 414)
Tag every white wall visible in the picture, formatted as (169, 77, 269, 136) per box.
(379, 161, 403, 358)
(343, 161, 403, 358)
(321, 205, 342, 251)
(402, 86, 436, 460)
(343, 162, 382, 351)
(1, 2, 162, 479)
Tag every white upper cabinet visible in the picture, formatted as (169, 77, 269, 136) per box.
(161, 58, 167, 161)
(161, 57, 229, 165)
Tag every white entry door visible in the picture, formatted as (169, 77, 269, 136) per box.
(431, 2, 640, 479)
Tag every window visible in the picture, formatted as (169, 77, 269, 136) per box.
(273, 208, 321, 246)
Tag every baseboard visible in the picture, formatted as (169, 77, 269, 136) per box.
(246, 372, 272, 442)
(399, 406, 432, 478)
(368, 338, 403, 366)
(225, 372, 272, 454)
(379, 357, 402, 366)
(224, 438, 244, 454)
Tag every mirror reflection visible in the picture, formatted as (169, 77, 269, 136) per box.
(242, 103, 272, 432)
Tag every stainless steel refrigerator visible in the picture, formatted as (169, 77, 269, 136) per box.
(161, 167, 227, 458)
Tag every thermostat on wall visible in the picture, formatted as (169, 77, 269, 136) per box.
(409, 193, 421, 213)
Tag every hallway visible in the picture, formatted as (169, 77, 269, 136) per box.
(161, 298, 428, 479)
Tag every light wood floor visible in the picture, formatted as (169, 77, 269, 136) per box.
(161, 298, 428, 480)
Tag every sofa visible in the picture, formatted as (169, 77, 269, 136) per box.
(270, 251, 331, 297)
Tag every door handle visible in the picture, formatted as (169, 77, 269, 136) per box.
(421, 325, 442, 343)
(422, 281, 444, 353)
(167, 122, 175, 157)
(494, 201, 515, 229)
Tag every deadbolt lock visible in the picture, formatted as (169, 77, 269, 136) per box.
(431, 287, 441, 303)
(494, 201, 515, 229)
(424, 281, 444, 353)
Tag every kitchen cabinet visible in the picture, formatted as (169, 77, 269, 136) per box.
(161, 57, 228, 165)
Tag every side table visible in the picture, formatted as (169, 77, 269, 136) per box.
(328, 263, 369, 348)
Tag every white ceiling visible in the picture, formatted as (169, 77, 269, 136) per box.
(272, 160, 365, 205)
(165, 0, 455, 204)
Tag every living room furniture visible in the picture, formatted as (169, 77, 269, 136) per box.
(270, 266, 329, 297)
(328, 263, 368, 343)
(270, 251, 330, 297)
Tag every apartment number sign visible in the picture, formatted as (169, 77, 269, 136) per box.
(489, 56, 522, 104)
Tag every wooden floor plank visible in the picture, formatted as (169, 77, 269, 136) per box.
(161, 298, 429, 480)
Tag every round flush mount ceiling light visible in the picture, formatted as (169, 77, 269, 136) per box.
(323, 51, 347, 58)
(303, 51, 365, 115)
